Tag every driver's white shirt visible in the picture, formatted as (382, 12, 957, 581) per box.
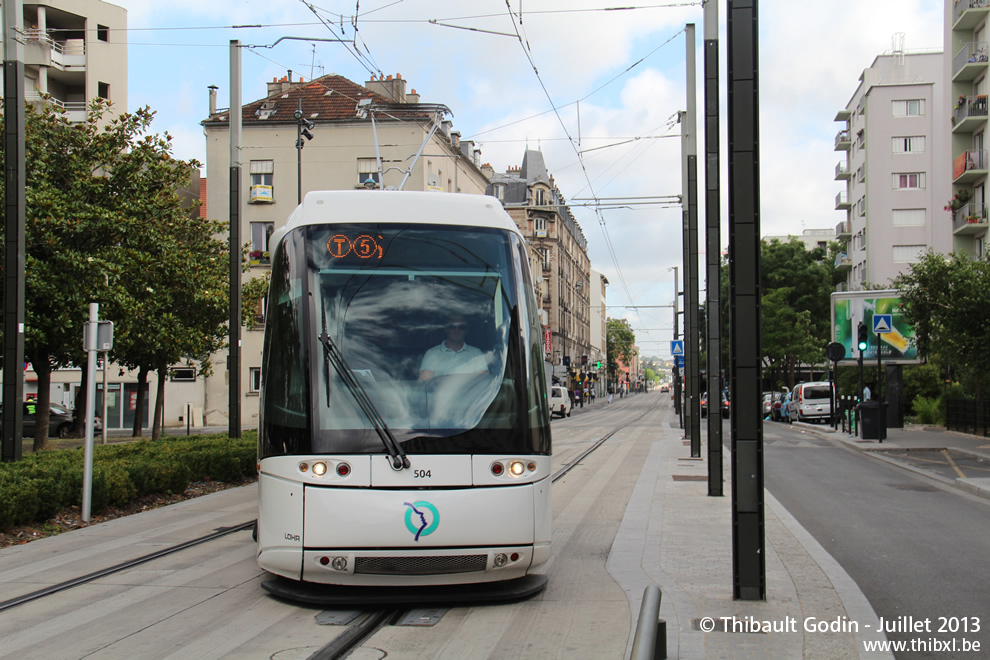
(420, 341, 487, 377)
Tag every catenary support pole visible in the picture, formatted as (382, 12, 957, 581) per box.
(727, 0, 765, 600)
(2, 0, 26, 463)
(82, 304, 98, 522)
(682, 23, 701, 458)
(704, 1, 723, 496)
(228, 40, 242, 439)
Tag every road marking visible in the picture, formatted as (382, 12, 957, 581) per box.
(942, 450, 967, 479)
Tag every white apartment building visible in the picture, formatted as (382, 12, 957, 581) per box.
(589, 270, 608, 395)
(946, 1, 990, 258)
(200, 73, 489, 427)
(833, 49, 952, 291)
(762, 228, 834, 252)
(19, 0, 127, 124)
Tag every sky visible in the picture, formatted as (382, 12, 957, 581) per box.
(110, 0, 945, 358)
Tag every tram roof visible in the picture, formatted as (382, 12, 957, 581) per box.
(271, 190, 522, 253)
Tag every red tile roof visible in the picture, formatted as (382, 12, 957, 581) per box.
(202, 74, 423, 126)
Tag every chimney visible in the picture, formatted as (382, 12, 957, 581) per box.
(208, 85, 218, 115)
(364, 73, 407, 103)
(481, 163, 494, 180)
(407, 88, 420, 104)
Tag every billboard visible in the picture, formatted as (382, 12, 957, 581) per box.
(830, 290, 921, 364)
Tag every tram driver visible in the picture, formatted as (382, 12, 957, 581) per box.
(418, 314, 488, 380)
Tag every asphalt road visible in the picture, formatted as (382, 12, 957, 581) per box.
(762, 421, 990, 658)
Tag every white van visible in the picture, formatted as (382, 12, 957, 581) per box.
(787, 381, 833, 423)
(549, 385, 572, 418)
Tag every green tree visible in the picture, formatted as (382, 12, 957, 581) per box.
(892, 251, 990, 403)
(606, 318, 635, 388)
(0, 98, 228, 446)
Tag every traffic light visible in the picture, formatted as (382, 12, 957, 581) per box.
(563, 355, 570, 366)
(595, 360, 602, 370)
(857, 322, 868, 352)
(581, 355, 588, 365)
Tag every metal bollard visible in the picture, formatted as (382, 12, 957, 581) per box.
(630, 585, 665, 659)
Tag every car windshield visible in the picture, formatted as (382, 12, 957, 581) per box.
(804, 386, 831, 400)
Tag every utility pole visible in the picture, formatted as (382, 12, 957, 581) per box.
(704, 0, 723, 496)
(2, 0, 25, 462)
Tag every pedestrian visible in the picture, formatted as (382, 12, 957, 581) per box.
(607, 388, 613, 405)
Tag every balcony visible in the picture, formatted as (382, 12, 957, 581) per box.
(834, 129, 851, 151)
(953, 95, 989, 133)
(953, 0, 990, 30)
(953, 202, 990, 235)
(835, 192, 850, 210)
(249, 184, 274, 203)
(23, 29, 86, 70)
(24, 91, 87, 123)
(835, 220, 851, 241)
(834, 253, 852, 271)
(953, 149, 988, 184)
(835, 161, 850, 180)
(953, 41, 989, 82)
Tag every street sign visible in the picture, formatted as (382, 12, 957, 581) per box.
(670, 340, 684, 356)
(826, 341, 846, 362)
(873, 314, 892, 334)
(675, 356, 684, 368)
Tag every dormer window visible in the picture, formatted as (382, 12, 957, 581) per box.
(534, 188, 546, 206)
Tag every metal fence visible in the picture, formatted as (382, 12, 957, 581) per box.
(945, 398, 990, 437)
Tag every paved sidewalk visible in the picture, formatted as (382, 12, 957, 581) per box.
(607, 414, 893, 659)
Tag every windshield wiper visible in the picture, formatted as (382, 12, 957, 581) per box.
(316, 301, 409, 470)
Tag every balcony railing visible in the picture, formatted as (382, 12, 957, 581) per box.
(835, 162, 850, 179)
(953, 94, 989, 131)
(835, 220, 851, 240)
(23, 91, 87, 122)
(953, 149, 988, 182)
(954, 0, 990, 28)
(953, 41, 989, 81)
(953, 202, 989, 234)
(835, 192, 850, 210)
(835, 253, 852, 270)
(834, 129, 851, 150)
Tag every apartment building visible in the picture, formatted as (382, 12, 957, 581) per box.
(762, 228, 834, 252)
(486, 151, 592, 389)
(833, 49, 951, 291)
(947, 1, 990, 258)
(19, 0, 127, 123)
(589, 270, 608, 395)
(200, 72, 489, 426)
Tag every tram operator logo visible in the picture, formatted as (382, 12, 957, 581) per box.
(404, 501, 440, 541)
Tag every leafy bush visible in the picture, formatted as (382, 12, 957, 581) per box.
(911, 395, 942, 426)
(0, 431, 257, 532)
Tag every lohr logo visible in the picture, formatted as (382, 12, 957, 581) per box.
(403, 501, 440, 541)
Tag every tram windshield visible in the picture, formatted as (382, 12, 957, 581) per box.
(260, 222, 550, 458)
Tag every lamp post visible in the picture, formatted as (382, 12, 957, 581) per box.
(294, 98, 315, 205)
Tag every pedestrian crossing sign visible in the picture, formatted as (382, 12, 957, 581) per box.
(670, 340, 684, 356)
(873, 314, 892, 334)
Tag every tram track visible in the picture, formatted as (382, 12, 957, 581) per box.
(0, 520, 255, 614)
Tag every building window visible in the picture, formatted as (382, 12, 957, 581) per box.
(169, 367, 196, 382)
(249, 367, 262, 393)
(98, 82, 109, 100)
(857, 197, 866, 216)
(250, 222, 274, 265)
(493, 184, 505, 201)
(358, 158, 380, 187)
(856, 165, 865, 183)
(892, 245, 926, 263)
(892, 99, 925, 117)
(541, 247, 550, 271)
(97, 25, 109, 42)
(249, 160, 274, 202)
(892, 136, 925, 153)
(535, 217, 547, 232)
(856, 129, 865, 148)
(534, 188, 546, 206)
(253, 297, 267, 326)
(892, 209, 926, 226)
(893, 172, 925, 189)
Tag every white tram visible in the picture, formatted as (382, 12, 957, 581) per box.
(256, 191, 552, 601)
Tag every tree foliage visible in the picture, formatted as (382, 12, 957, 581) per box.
(0, 98, 229, 445)
(606, 317, 635, 384)
(892, 251, 990, 400)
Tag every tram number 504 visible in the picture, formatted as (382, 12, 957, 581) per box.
(414, 470, 432, 479)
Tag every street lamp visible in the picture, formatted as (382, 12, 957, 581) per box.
(295, 99, 315, 205)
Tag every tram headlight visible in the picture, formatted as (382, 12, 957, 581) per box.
(508, 461, 525, 476)
(312, 462, 328, 476)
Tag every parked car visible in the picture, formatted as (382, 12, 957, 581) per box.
(700, 392, 730, 419)
(770, 392, 787, 421)
(779, 391, 792, 423)
(549, 385, 572, 418)
(786, 381, 833, 423)
(762, 393, 774, 417)
(0, 401, 102, 438)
